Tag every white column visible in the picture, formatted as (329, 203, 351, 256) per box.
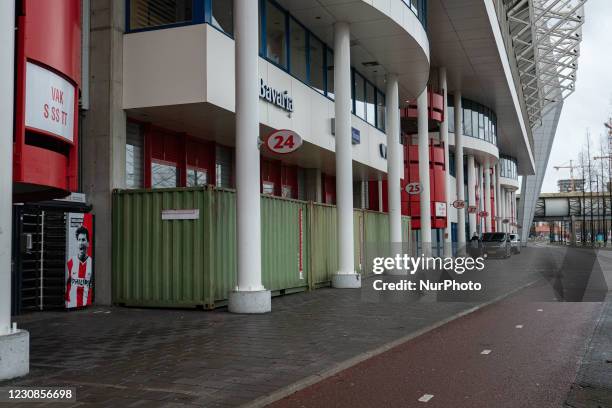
(467, 155, 477, 238)
(454, 93, 466, 252)
(511, 191, 516, 232)
(484, 161, 492, 233)
(0, 0, 14, 336)
(0, 0, 29, 381)
(229, 0, 271, 313)
(332, 22, 360, 288)
(361, 181, 367, 209)
(440, 69, 452, 257)
(417, 88, 431, 255)
(495, 164, 501, 231)
(501, 188, 507, 232)
(386, 74, 402, 244)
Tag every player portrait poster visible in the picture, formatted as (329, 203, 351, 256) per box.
(65, 213, 94, 309)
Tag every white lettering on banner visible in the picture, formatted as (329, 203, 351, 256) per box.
(260, 79, 294, 112)
(25, 62, 75, 142)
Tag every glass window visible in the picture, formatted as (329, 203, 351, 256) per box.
(126, 122, 143, 189)
(354, 72, 365, 119)
(187, 168, 207, 187)
(151, 161, 178, 188)
(376, 90, 385, 131)
(484, 115, 490, 142)
(448, 105, 455, 133)
(326, 48, 334, 99)
(366, 82, 376, 126)
(289, 18, 307, 82)
(472, 110, 479, 139)
(478, 112, 485, 140)
(216, 145, 233, 188)
(281, 185, 292, 198)
(309, 36, 325, 94)
(129, 0, 193, 31)
(211, 0, 233, 35)
(265, 1, 286, 68)
(463, 106, 472, 136)
(449, 151, 456, 177)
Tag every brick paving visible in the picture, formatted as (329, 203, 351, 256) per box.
(1, 246, 574, 407)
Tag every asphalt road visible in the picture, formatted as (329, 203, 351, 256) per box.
(270, 278, 604, 408)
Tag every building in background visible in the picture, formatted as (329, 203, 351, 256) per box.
(1, 0, 584, 381)
(558, 178, 585, 193)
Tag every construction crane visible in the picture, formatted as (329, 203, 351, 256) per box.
(554, 160, 580, 192)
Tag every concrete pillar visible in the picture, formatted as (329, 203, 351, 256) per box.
(361, 181, 367, 209)
(417, 88, 431, 255)
(484, 161, 492, 233)
(511, 191, 516, 232)
(0, 0, 29, 381)
(440, 69, 452, 257)
(454, 93, 466, 252)
(495, 164, 501, 231)
(332, 22, 360, 288)
(386, 74, 402, 244)
(228, 0, 271, 313)
(467, 155, 477, 238)
(82, 0, 127, 305)
(501, 188, 507, 232)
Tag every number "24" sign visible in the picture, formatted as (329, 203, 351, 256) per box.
(265, 129, 303, 154)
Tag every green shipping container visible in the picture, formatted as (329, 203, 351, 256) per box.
(112, 187, 411, 308)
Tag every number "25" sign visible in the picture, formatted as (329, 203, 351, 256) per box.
(265, 129, 303, 154)
(405, 182, 421, 195)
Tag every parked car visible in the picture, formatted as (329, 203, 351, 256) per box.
(481, 232, 511, 258)
(509, 233, 521, 254)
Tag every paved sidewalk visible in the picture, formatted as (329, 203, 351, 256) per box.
(1, 246, 572, 407)
(564, 293, 612, 408)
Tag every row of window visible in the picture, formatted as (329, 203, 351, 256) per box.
(499, 155, 518, 180)
(128, 0, 427, 34)
(447, 97, 498, 146)
(128, 0, 431, 132)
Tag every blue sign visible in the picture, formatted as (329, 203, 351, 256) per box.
(351, 128, 361, 144)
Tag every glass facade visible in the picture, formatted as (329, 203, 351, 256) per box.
(500, 155, 518, 180)
(448, 96, 498, 147)
(126, 0, 391, 132)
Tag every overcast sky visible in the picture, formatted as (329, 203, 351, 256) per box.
(539, 0, 612, 192)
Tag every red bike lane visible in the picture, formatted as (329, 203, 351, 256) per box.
(269, 281, 603, 408)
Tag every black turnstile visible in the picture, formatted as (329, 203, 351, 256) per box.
(11, 201, 91, 315)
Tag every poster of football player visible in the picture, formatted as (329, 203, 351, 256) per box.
(65, 213, 94, 309)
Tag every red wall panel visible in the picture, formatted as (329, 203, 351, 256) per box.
(24, 0, 82, 86)
(401, 143, 448, 230)
(13, 0, 81, 199)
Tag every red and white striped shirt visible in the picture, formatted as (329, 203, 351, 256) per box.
(65, 256, 93, 308)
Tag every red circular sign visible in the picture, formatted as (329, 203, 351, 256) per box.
(479, 211, 489, 217)
(467, 206, 478, 214)
(452, 200, 465, 209)
(265, 130, 303, 154)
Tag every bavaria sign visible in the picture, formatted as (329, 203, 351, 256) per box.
(265, 130, 303, 154)
(260, 79, 294, 112)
